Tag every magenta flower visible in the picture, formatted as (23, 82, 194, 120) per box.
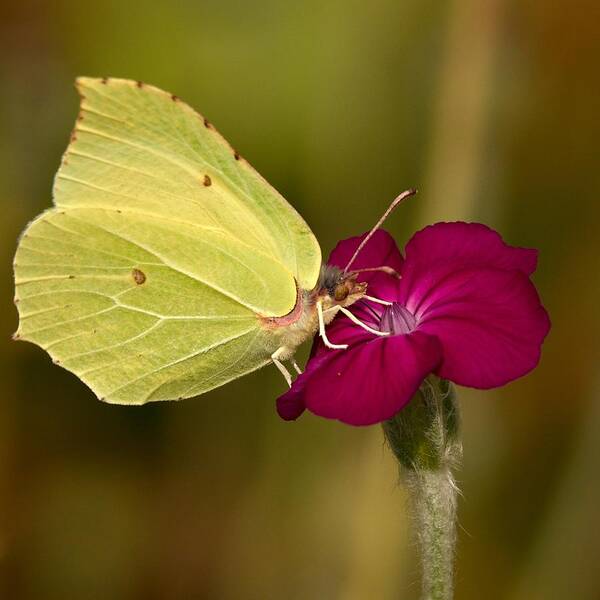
(277, 222, 551, 426)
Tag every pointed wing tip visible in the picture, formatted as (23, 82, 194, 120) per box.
(74, 76, 99, 94)
(73, 77, 180, 114)
(75, 76, 142, 94)
(75, 75, 119, 86)
(75, 76, 165, 92)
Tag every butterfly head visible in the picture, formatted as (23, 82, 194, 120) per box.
(318, 264, 367, 310)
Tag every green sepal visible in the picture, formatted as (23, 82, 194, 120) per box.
(382, 375, 461, 472)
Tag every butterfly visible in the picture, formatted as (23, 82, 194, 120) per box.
(13, 77, 413, 404)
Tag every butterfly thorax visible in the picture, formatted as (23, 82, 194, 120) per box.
(260, 265, 366, 359)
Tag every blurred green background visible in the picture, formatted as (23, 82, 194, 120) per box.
(1, 1, 598, 598)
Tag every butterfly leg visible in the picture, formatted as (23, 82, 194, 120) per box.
(271, 347, 293, 387)
(362, 294, 392, 306)
(317, 300, 348, 350)
(290, 357, 303, 375)
(338, 306, 390, 336)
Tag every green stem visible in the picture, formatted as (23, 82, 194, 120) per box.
(406, 468, 458, 600)
(382, 376, 462, 600)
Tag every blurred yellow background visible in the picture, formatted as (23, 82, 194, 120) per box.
(1, 1, 598, 598)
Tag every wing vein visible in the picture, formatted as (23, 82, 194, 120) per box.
(180, 329, 261, 397)
(63, 320, 163, 362)
(102, 326, 257, 397)
(67, 214, 269, 313)
(75, 113, 297, 270)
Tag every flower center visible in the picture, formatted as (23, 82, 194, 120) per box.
(380, 303, 417, 335)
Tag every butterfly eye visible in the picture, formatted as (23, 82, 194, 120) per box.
(334, 284, 349, 302)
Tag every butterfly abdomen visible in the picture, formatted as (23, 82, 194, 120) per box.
(259, 287, 319, 350)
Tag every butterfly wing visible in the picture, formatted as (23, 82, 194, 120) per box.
(13, 78, 321, 404)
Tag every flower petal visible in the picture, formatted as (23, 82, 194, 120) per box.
(399, 222, 538, 313)
(327, 229, 405, 271)
(326, 229, 404, 301)
(276, 352, 327, 421)
(278, 298, 384, 422)
(405, 222, 538, 274)
(277, 332, 442, 426)
(417, 267, 551, 388)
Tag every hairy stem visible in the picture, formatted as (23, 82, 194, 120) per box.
(382, 376, 462, 600)
(405, 467, 458, 599)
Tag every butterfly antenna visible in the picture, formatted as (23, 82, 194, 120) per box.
(343, 188, 417, 273)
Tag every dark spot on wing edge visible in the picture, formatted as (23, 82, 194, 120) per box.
(203, 174, 212, 186)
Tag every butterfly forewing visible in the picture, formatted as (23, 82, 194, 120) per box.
(14, 78, 321, 403)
